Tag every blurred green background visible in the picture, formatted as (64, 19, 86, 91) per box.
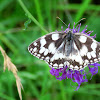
(0, 0, 100, 100)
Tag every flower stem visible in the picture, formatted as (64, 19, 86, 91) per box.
(17, 0, 48, 34)
(59, 81, 66, 100)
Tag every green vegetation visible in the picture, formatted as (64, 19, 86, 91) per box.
(0, 0, 100, 100)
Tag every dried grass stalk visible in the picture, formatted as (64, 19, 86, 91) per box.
(0, 46, 23, 100)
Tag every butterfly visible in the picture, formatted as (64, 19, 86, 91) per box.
(28, 30, 100, 70)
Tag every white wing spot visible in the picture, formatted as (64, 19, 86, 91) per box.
(33, 47, 37, 52)
(30, 48, 33, 52)
(85, 59, 89, 63)
(32, 50, 34, 53)
(39, 47, 45, 54)
(90, 60, 93, 63)
(87, 52, 91, 59)
(80, 66, 82, 68)
(44, 49, 49, 56)
(51, 34, 59, 40)
(45, 57, 49, 61)
(74, 65, 78, 69)
(59, 64, 63, 68)
(50, 56, 55, 62)
(53, 53, 59, 60)
(75, 55, 83, 64)
(70, 65, 73, 68)
(50, 62, 53, 65)
(40, 38, 46, 47)
(48, 42, 56, 54)
(41, 57, 44, 59)
(53, 63, 58, 67)
(59, 53, 65, 59)
(37, 54, 40, 57)
(79, 36, 87, 43)
(80, 45, 88, 56)
(91, 42, 97, 51)
(73, 42, 77, 50)
(64, 62, 66, 66)
(33, 42, 37, 46)
(94, 59, 98, 62)
(91, 51, 96, 58)
(34, 53, 37, 55)
(67, 62, 70, 66)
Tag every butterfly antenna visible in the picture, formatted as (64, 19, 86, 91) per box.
(75, 18, 86, 25)
(56, 16, 67, 27)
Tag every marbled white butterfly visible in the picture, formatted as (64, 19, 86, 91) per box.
(28, 29, 100, 70)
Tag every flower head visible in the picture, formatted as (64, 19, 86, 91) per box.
(49, 23, 100, 90)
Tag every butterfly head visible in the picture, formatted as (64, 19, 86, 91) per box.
(63, 30, 74, 42)
(66, 30, 74, 41)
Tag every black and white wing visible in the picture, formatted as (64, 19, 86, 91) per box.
(28, 31, 100, 70)
(67, 32, 100, 70)
(28, 31, 67, 68)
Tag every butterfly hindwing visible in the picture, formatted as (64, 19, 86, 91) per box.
(70, 33, 100, 70)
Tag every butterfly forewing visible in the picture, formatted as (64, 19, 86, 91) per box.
(28, 31, 100, 70)
(28, 31, 67, 68)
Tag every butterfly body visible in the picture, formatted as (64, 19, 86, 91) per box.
(28, 30, 100, 70)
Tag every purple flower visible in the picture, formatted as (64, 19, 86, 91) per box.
(49, 23, 100, 90)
